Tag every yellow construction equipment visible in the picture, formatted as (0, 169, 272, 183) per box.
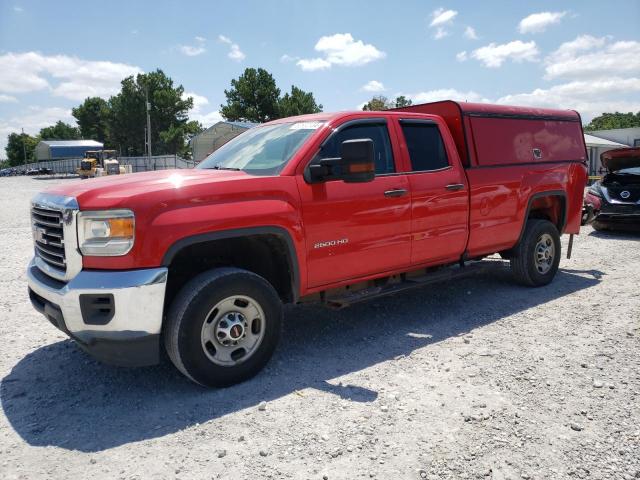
(77, 150, 126, 179)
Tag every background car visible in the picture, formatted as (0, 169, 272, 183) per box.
(587, 147, 640, 231)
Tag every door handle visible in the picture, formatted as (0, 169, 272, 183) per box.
(384, 188, 408, 198)
(445, 183, 465, 191)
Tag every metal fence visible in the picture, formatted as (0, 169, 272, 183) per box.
(118, 155, 196, 172)
(15, 154, 195, 175)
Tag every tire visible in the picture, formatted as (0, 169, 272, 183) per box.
(164, 267, 282, 387)
(592, 220, 609, 232)
(510, 219, 561, 287)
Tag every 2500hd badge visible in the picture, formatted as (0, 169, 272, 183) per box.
(314, 238, 349, 249)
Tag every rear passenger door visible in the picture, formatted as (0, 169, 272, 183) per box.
(396, 119, 469, 265)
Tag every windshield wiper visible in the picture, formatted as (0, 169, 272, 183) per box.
(210, 164, 241, 171)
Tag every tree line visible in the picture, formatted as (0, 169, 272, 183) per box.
(4, 65, 640, 166)
(3, 67, 323, 166)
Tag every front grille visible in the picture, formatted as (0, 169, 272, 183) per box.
(32, 205, 66, 271)
(606, 185, 640, 203)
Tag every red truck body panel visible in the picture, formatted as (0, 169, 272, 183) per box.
(393, 101, 587, 256)
(44, 102, 588, 298)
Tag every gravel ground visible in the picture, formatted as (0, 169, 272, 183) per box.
(0, 175, 639, 480)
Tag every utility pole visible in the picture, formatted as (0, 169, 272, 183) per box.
(21, 128, 27, 167)
(145, 87, 152, 160)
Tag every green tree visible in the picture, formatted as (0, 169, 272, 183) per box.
(72, 97, 111, 144)
(394, 95, 412, 108)
(39, 121, 80, 140)
(159, 120, 203, 159)
(109, 69, 193, 156)
(362, 96, 390, 111)
(278, 85, 323, 117)
(362, 95, 413, 111)
(584, 111, 640, 131)
(5, 132, 38, 166)
(220, 68, 281, 122)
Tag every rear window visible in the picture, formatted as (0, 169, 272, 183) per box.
(400, 122, 449, 171)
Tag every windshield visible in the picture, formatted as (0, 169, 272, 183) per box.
(197, 121, 323, 175)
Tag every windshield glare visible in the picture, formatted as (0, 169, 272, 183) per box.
(197, 122, 322, 175)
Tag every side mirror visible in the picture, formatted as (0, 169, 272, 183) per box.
(306, 138, 376, 184)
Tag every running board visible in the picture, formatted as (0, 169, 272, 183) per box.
(323, 260, 510, 309)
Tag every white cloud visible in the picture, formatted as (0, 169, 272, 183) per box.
(434, 28, 449, 40)
(183, 91, 209, 111)
(401, 88, 490, 104)
(297, 58, 332, 72)
(497, 77, 640, 121)
(456, 51, 468, 62)
(218, 35, 245, 62)
(544, 35, 640, 80)
(280, 54, 298, 63)
(13, 5, 23, 12)
(0, 106, 76, 154)
(0, 52, 141, 100)
(429, 7, 457, 39)
(429, 8, 457, 27)
(182, 92, 223, 127)
(179, 37, 206, 56)
(464, 26, 478, 40)
(518, 11, 567, 34)
(471, 40, 539, 68)
(297, 33, 385, 71)
(0, 94, 18, 103)
(361, 80, 386, 93)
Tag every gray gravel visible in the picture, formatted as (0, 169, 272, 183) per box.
(1, 175, 639, 479)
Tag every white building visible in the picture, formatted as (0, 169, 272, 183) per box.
(588, 127, 640, 148)
(190, 121, 257, 162)
(584, 134, 627, 176)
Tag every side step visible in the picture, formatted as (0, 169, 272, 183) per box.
(324, 259, 510, 309)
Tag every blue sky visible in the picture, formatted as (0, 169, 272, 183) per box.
(1, 0, 639, 153)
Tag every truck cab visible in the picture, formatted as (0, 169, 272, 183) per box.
(27, 101, 588, 387)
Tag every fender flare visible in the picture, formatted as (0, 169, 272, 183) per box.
(161, 226, 300, 301)
(516, 190, 568, 245)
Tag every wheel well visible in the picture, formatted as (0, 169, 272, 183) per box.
(527, 194, 566, 232)
(164, 234, 295, 310)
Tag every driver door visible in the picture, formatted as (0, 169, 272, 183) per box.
(296, 119, 412, 288)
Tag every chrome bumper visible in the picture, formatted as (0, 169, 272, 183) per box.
(27, 258, 168, 366)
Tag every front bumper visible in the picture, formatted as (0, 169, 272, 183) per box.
(27, 258, 168, 367)
(595, 203, 640, 228)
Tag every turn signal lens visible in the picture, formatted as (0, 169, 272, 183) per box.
(107, 218, 135, 238)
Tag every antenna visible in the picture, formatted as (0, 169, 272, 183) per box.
(145, 86, 152, 160)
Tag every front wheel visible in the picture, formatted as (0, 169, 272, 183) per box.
(164, 267, 282, 387)
(592, 220, 609, 231)
(510, 219, 561, 287)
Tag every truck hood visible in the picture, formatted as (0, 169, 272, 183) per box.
(43, 169, 250, 208)
(600, 147, 640, 172)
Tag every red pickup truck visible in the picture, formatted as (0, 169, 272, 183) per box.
(27, 101, 588, 387)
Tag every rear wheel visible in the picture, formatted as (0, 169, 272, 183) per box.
(164, 267, 282, 387)
(510, 219, 561, 287)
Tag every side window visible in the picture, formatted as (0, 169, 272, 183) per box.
(319, 123, 395, 174)
(400, 122, 449, 172)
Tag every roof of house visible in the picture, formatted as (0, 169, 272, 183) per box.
(584, 134, 627, 147)
(37, 140, 103, 148)
(198, 121, 257, 134)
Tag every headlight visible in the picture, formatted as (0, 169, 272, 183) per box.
(587, 184, 602, 197)
(77, 210, 135, 256)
